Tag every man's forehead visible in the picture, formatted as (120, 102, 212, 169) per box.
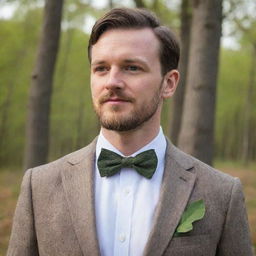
(90, 28, 160, 61)
(93, 27, 158, 44)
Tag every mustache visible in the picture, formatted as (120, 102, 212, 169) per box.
(99, 91, 134, 104)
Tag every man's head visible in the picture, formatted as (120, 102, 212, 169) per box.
(88, 7, 180, 76)
(89, 8, 180, 132)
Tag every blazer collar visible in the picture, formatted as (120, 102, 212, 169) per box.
(61, 137, 196, 256)
(143, 138, 197, 256)
(61, 138, 100, 256)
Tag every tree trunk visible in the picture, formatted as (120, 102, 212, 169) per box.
(170, 0, 192, 145)
(24, 0, 63, 169)
(178, 0, 223, 165)
(108, 0, 114, 9)
(242, 44, 256, 164)
(134, 0, 146, 8)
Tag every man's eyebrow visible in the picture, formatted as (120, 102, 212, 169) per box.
(91, 60, 106, 66)
(123, 58, 148, 65)
(91, 58, 149, 67)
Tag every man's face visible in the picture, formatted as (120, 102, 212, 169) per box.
(90, 28, 169, 132)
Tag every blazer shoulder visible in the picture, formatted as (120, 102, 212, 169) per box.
(28, 138, 97, 185)
(168, 143, 245, 216)
(168, 141, 239, 189)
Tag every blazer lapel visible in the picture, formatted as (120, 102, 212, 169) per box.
(61, 139, 100, 256)
(143, 140, 197, 256)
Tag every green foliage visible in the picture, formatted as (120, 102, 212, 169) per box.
(0, 1, 180, 167)
(150, 0, 180, 29)
(1, 1, 256, 167)
(0, 10, 41, 166)
(0, 7, 99, 167)
(50, 28, 99, 160)
(215, 47, 256, 161)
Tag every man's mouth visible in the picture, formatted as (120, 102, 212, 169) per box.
(99, 94, 133, 105)
(104, 98, 130, 103)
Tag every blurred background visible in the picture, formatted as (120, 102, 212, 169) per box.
(0, 0, 255, 254)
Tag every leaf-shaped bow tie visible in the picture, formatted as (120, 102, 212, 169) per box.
(97, 148, 158, 179)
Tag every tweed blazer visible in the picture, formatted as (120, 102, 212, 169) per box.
(7, 138, 254, 256)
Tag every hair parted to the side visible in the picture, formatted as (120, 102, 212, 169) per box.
(88, 7, 180, 75)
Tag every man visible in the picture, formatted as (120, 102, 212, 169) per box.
(8, 7, 253, 256)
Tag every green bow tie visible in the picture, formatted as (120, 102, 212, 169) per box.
(97, 148, 158, 179)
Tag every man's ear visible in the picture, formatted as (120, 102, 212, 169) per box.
(161, 69, 180, 99)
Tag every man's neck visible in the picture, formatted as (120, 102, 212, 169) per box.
(101, 124, 160, 156)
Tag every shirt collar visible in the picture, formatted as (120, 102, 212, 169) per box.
(96, 127, 166, 165)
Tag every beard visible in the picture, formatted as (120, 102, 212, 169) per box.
(93, 84, 163, 132)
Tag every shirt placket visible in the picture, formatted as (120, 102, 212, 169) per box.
(113, 168, 136, 256)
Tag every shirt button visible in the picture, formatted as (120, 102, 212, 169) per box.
(124, 188, 130, 195)
(119, 234, 126, 242)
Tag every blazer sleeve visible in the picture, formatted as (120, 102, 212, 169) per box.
(7, 169, 39, 256)
(216, 178, 255, 256)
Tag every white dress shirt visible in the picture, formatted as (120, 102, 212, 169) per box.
(94, 127, 167, 256)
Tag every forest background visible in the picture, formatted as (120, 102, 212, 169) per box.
(0, 0, 255, 254)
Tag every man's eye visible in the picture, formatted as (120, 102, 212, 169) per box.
(94, 66, 107, 72)
(125, 65, 140, 71)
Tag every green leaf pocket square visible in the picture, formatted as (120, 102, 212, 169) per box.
(174, 199, 206, 237)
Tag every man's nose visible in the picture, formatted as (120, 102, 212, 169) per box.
(105, 68, 124, 90)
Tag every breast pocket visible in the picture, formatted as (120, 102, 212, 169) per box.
(164, 235, 215, 256)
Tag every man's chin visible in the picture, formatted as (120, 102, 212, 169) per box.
(99, 107, 130, 119)
(99, 114, 138, 132)
(101, 123, 137, 132)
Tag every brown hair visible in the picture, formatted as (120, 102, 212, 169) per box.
(88, 8, 180, 75)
